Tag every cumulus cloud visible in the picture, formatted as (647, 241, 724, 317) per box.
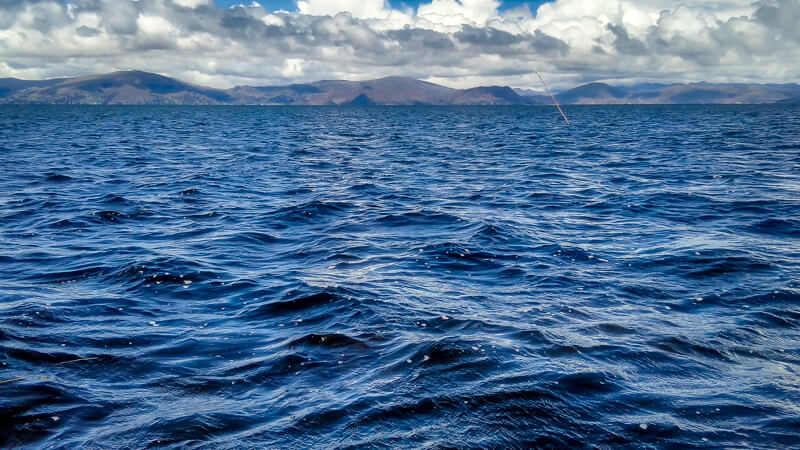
(0, 0, 797, 89)
(297, 0, 393, 20)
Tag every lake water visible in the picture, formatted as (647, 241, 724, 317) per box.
(1, 105, 799, 448)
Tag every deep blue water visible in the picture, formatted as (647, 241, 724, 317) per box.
(1, 105, 799, 448)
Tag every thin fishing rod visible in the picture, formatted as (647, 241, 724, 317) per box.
(535, 71, 570, 125)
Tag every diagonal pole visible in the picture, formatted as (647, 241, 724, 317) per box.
(536, 71, 570, 125)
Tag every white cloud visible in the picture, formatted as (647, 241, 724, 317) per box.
(0, 0, 797, 90)
(417, 0, 501, 28)
(136, 14, 176, 36)
(297, 0, 392, 19)
(172, 0, 214, 8)
(282, 58, 307, 77)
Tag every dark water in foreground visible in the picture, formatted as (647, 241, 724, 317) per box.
(1, 105, 799, 448)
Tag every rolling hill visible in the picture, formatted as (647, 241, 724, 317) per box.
(1, 71, 798, 105)
(553, 82, 800, 105)
(0, 71, 534, 106)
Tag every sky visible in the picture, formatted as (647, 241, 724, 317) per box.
(1, 0, 798, 90)
(211, 0, 549, 12)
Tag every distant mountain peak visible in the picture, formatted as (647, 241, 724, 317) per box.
(373, 76, 420, 82)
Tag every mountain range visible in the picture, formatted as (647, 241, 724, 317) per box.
(1, 71, 799, 105)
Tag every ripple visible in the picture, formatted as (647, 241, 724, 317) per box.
(91, 210, 127, 223)
(251, 291, 347, 315)
(289, 333, 366, 349)
(749, 218, 800, 237)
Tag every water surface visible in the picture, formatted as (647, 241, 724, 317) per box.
(1, 105, 799, 448)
